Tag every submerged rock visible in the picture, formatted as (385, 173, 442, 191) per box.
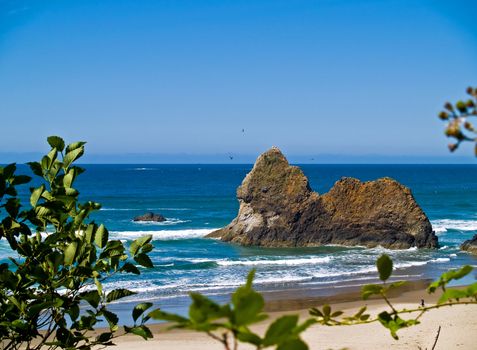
(208, 147, 438, 249)
(461, 235, 477, 254)
(133, 212, 166, 222)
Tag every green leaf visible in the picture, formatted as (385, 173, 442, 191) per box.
(377, 312, 418, 340)
(134, 253, 153, 268)
(124, 325, 153, 340)
(132, 302, 153, 322)
(64, 241, 79, 265)
(245, 269, 255, 288)
(95, 277, 103, 296)
(12, 175, 31, 185)
(148, 309, 189, 323)
(4, 198, 20, 218)
(428, 265, 474, 293)
(96, 332, 113, 343)
(141, 243, 153, 254)
(466, 282, 477, 296)
(120, 262, 140, 275)
(102, 309, 119, 329)
(438, 288, 469, 304)
(30, 185, 45, 207)
(63, 170, 74, 188)
(263, 315, 298, 346)
(331, 310, 343, 318)
(189, 293, 224, 323)
(65, 141, 87, 153)
(354, 306, 367, 318)
(129, 235, 153, 256)
(63, 145, 85, 169)
(67, 304, 80, 322)
(231, 286, 265, 326)
(84, 224, 95, 243)
(95, 224, 109, 248)
(277, 339, 308, 350)
(2, 163, 16, 179)
(236, 330, 263, 346)
(81, 290, 101, 308)
(47, 136, 65, 152)
(361, 284, 384, 300)
(106, 288, 136, 302)
(377, 254, 393, 281)
(309, 308, 323, 317)
(322, 305, 331, 317)
(293, 318, 317, 334)
(388, 281, 407, 290)
(27, 161, 43, 176)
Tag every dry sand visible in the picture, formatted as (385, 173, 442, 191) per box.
(113, 284, 477, 350)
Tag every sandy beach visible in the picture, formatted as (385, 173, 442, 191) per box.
(112, 283, 477, 350)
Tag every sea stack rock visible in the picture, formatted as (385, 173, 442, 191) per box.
(461, 235, 477, 254)
(133, 212, 166, 222)
(208, 147, 438, 249)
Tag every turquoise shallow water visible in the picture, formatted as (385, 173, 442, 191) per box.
(1, 164, 477, 319)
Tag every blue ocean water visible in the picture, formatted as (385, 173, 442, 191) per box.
(2, 164, 477, 317)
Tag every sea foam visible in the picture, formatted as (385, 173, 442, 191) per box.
(431, 219, 477, 233)
(132, 218, 191, 226)
(214, 256, 332, 266)
(110, 228, 217, 240)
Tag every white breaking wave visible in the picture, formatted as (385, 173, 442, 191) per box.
(429, 257, 451, 263)
(394, 257, 450, 269)
(214, 256, 332, 267)
(110, 228, 217, 240)
(431, 219, 477, 233)
(132, 218, 191, 226)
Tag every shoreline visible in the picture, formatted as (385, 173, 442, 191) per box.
(107, 280, 477, 349)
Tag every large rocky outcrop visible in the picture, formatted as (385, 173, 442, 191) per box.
(208, 147, 438, 249)
(461, 235, 477, 254)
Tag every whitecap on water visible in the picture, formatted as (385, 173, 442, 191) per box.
(214, 256, 332, 266)
(110, 228, 217, 240)
(132, 218, 191, 226)
(431, 219, 477, 233)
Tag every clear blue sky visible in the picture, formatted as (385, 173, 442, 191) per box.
(1, 0, 476, 163)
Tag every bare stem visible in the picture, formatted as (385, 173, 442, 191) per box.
(431, 326, 441, 350)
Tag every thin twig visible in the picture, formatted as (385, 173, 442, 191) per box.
(431, 326, 441, 350)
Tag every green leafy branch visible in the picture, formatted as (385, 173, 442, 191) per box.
(439, 86, 477, 154)
(309, 254, 477, 340)
(0, 136, 157, 350)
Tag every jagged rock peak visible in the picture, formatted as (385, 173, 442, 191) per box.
(208, 148, 438, 249)
(237, 147, 312, 207)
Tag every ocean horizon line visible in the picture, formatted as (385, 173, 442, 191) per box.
(1, 153, 477, 164)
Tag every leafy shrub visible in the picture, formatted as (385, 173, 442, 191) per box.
(0, 137, 155, 350)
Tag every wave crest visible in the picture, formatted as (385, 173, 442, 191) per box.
(110, 228, 217, 240)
